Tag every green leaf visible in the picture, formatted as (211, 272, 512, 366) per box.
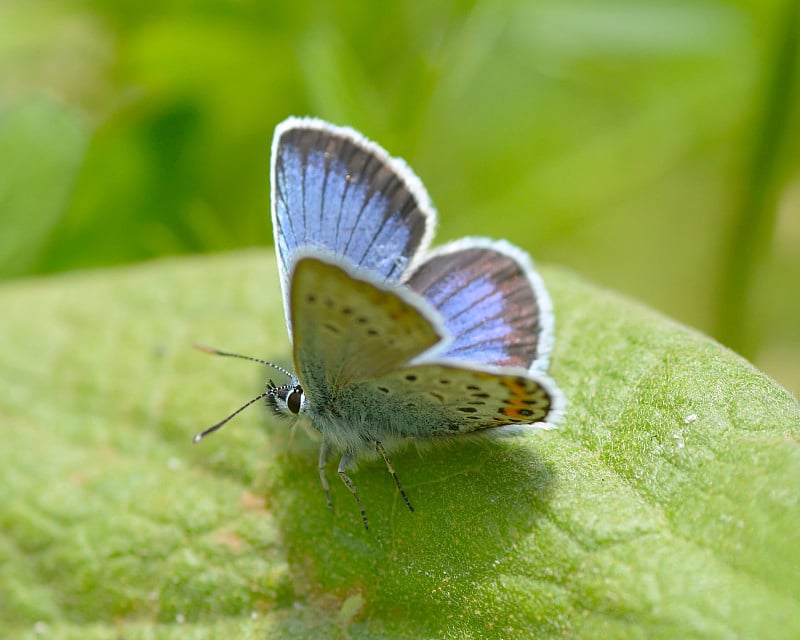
(2, 251, 798, 639)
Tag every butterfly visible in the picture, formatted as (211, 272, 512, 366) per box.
(194, 117, 565, 529)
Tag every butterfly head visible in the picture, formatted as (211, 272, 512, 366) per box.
(266, 378, 308, 418)
(191, 344, 310, 443)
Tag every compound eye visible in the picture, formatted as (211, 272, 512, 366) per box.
(286, 386, 303, 414)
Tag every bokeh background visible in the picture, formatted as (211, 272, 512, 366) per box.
(2, 0, 798, 395)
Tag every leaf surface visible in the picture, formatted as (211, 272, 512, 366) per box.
(1, 251, 797, 639)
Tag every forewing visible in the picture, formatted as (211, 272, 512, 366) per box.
(358, 363, 560, 436)
(272, 117, 436, 332)
(405, 238, 555, 372)
(290, 254, 446, 405)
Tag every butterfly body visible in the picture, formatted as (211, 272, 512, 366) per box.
(197, 117, 565, 529)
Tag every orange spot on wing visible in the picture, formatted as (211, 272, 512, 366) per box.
(499, 377, 540, 421)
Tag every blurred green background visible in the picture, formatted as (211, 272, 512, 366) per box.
(1, 0, 798, 395)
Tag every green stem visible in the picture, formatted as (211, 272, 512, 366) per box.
(716, 0, 799, 356)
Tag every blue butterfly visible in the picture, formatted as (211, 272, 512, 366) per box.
(195, 117, 565, 529)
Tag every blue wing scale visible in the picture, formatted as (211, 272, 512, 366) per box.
(271, 118, 436, 334)
(406, 238, 555, 373)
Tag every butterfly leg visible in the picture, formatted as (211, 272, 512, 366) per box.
(375, 441, 414, 513)
(318, 441, 333, 510)
(338, 451, 369, 530)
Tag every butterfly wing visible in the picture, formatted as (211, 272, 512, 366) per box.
(289, 252, 563, 438)
(357, 362, 560, 436)
(289, 253, 447, 404)
(405, 238, 555, 373)
(271, 117, 437, 334)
